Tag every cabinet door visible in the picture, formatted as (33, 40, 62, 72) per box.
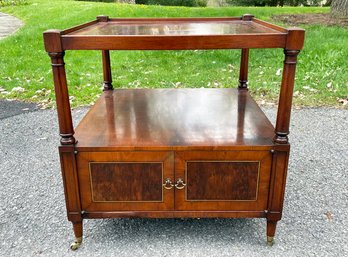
(77, 151, 174, 211)
(175, 151, 272, 211)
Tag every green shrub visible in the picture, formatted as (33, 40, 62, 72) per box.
(135, 0, 207, 7)
(226, 0, 264, 6)
(75, 0, 117, 2)
(226, 0, 322, 6)
(0, 0, 28, 7)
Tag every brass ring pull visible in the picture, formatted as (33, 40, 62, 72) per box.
(163, 178, 174, 190)
(175, 178, 186, 190)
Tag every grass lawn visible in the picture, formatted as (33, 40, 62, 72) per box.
(0, 0, 347, 108)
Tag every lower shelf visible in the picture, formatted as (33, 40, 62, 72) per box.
(74, 88, 275, 151)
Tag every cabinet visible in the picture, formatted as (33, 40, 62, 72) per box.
(43, 14, 304, 249)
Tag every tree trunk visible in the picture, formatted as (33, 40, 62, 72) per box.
(331, 0, 348, 17)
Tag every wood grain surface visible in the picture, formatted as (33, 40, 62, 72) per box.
(75, 88, 275, 151)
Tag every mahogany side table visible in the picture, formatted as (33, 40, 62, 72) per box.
(43, 14, 304, 250)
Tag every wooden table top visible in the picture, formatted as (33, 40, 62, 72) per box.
(54, 16, 290, 50)
(74, 88, 275, 151)
(68, 19, 281, 36)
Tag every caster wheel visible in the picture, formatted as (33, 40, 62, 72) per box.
(70, 237, 82, 251)
(267, 236, 274, 246)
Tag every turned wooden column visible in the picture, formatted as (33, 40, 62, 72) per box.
(238, 14, 253, 90)
(238, 48, 249, 90)
(274, 28, 305, 144)
(274, 49, 299, 144)
(102, 50, 113, 90)
(96, 16, 113, 91)
(44, 30, 75, 145)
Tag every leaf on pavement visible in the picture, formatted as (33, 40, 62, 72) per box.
(324, 211, 333, 221)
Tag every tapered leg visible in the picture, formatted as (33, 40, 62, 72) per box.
(266, 220, 277, 246)
(70, 221, 83, 250)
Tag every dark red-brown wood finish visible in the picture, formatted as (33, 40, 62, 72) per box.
(43, 14, 304, 250)
(101, 50, 113, 91)
(74, 89, 275, 151)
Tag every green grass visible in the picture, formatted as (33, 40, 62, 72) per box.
(0, 0, 347, 107)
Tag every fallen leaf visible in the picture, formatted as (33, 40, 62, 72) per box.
(324, 211, 333, 221)
(293, 91, 300, 97)
(12, 87, 25, 93)
(36, 137, 48, 141)
(303, 86, 317, 92)
(338, 97, 348, 106)
(174, 82, 181, 88)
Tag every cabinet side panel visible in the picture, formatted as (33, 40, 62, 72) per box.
(267, 148, 290, 221)
(59, 147, 82, 222)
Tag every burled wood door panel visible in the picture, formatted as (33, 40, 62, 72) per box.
(77, 151, 174, 211)
(175, 151, 272, 211)
(90, 162, 162, 202)
(186, 161, 259, 201)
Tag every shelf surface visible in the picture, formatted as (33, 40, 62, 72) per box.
(56, 17, 289, 50)
(68, 19, 281, 36)
(74, 88, 275, 151)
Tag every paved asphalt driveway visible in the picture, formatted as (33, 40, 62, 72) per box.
(0, 12, 23, 40)
(0, 100, 347, 257)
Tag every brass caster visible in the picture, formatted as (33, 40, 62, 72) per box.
(267, 236, 274, 246)
(70, 237, 82, 251)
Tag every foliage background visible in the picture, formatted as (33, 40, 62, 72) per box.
(0, 0, 347, 108)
